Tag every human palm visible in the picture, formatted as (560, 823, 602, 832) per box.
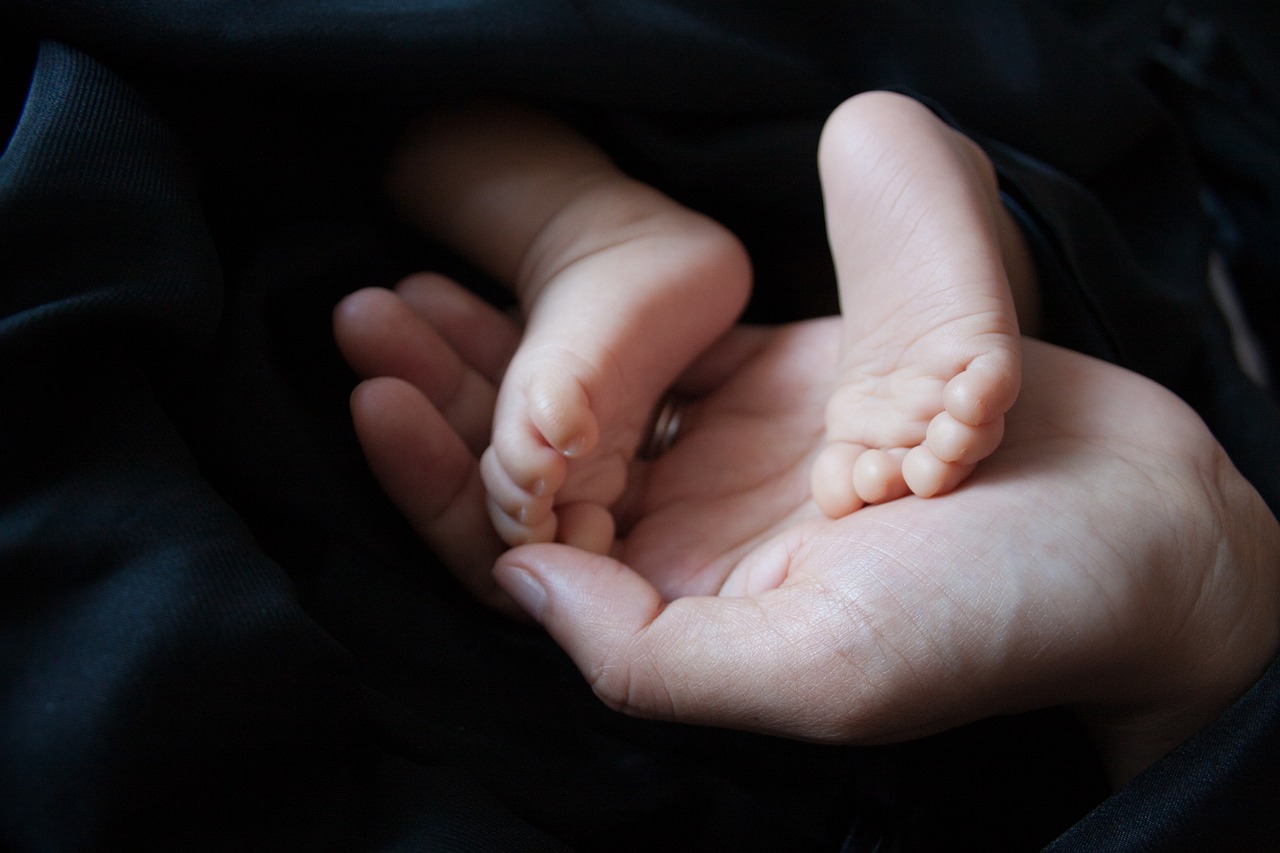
(335, 278, 1280, 785)
(586, 316, 1273, 747)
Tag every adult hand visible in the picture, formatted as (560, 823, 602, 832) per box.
(334, 274, 1280, 786)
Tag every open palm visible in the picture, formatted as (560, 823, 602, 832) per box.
(335, 275, 1279, 785)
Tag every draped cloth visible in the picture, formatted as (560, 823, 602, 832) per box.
(2, 2, 1278, 849)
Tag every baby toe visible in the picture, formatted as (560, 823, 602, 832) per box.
(480, 445, 557, 528)
(923, 411, 1005, 465)
(489, 412, 568, 496)
(853, 447, 911, 505)
(528, 371, 600, 458)
(556, 502, 616, 554)
(812, 441, 867, 518)
(901, 446, 975, 498)
(943, 350, 1020, 426)
(486, 495, 558, 547)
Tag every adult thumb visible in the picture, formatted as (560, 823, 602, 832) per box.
(492, 544, 830, 735)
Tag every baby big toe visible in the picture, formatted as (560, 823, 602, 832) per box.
(528, 372, 600, 459)
(943, 352, 1020, 426)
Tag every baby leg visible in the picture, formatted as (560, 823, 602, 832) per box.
(810, 91, 1037, 516)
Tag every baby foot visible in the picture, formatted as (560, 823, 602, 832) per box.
(382, 102, 750, 549)
(484, 199, 751, 551)
(809, 92, 1033, 517)
(482, 340, 623, 553)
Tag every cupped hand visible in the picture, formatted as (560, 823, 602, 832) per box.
(334, 274, 1280, 786)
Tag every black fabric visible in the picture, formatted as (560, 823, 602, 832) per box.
(1, 2, 1277, 850)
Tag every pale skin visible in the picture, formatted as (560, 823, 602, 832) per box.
(349, 98, 1280, 789)
(811, 91, 1039, 513)
(333, 277, 1280, 790)
(385, 101, 751, 552)
(383, 91, 1035, 550)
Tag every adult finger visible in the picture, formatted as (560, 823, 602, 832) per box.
(350, 375, 513, 614)
(492, 544, 884, 742)
(395, 272, 520, 385)
(334, 285, 494, 455)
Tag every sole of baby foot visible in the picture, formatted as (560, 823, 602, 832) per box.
(813, 337, 1021, 518)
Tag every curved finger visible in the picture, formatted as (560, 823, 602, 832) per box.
(335, 286, 495, 455)
(493, 544, 868, 741)
(350, 376, 513, 613)
(395, 272, 521, 385)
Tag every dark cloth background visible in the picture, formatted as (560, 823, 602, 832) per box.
(1, 1, 1278, 850)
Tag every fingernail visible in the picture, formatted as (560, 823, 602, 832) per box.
(494, 564, 547, 621)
